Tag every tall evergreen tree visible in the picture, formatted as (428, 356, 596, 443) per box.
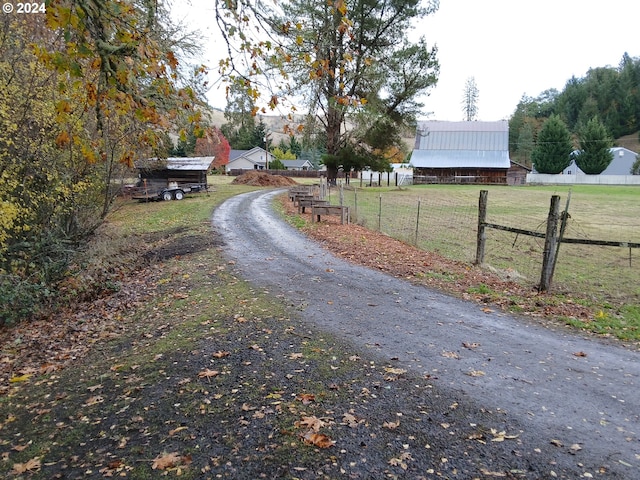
(461, 76, 479, 121)
(531, 115, 573, 174)
(221, 83, 257, 150)
(574, 117, 614, 174)
(515, 122, 535, 166)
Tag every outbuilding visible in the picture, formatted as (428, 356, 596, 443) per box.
(132, 156, 214, 200)
(411, 121, 511, 184)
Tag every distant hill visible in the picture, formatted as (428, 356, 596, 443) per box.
(205, 107, 301, 146)
(206, 106, 417, 152)
(614, 132, 640, 153)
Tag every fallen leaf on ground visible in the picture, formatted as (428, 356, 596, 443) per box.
(301, 431, 335, 448)
(9, 374, 31, 383)
(11, 457, 41, 474)
(466, 370, 485, 377)
(480, 468, 507, 477)
(384, 367, 406, 375)
(198, 369, 219, 380)
(342, 412, 360, 428)
(441, 351, 460, 359)
(296, 393, 315, 404)
(573, 351, 587, 357)
(296, 415, 325, 432)
(152, 452, 185, 470)
(490, 429, 519, 441)
(383, 419, 400, 429)
(84, 395, 104, 406)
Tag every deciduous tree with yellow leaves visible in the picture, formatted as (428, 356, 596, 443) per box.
(0, 2, 207, 323)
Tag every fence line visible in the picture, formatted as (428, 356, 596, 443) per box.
(326, 183, 640, 306)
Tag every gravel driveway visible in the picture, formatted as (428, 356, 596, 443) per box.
(213, 188, 640, 477)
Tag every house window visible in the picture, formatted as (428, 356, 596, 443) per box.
(567, 170, 572, 175)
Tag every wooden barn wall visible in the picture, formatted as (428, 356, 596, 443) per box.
(139, 169, 207, 185)
(413, 168, 507, 184)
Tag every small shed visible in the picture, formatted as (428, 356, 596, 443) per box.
(134, 156, 214, 192)
(507, 161, 532, 185)
(411, 121, 511, 184)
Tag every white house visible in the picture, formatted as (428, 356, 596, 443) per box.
(562, 147, 638, 175)
(226, 147, 275, 172)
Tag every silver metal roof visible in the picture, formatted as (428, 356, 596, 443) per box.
(412, 121, 510, 169)
(411, 150, 510, 169)
(135, 156, 215, 171)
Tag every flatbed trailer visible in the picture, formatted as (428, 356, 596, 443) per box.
(129, 182, 207, 201)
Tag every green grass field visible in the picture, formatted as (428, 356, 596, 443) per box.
(331, 183, 640, 311)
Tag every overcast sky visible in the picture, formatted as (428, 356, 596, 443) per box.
(175, 0, 640, 122)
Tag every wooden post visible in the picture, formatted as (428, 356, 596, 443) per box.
(354, 188, 358, 222)
(475, 190, 488, 265)
(378, 194, 382, 231)
(550, 191, 571, 282)
(539, 195, 560, 292)
(415, 198, 421, 246)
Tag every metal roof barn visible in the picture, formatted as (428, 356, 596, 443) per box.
(412, 121, 511, 169)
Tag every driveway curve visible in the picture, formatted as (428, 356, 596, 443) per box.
(212, 188, 640, 476)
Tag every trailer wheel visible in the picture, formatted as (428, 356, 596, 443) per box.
(162, 191, 173, 201)
(173, 190, 185, 200)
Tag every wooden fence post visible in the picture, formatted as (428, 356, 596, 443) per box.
(415, 198, 421, 246)
(539, 195, 560, 292)
(475, 190, 488, 265)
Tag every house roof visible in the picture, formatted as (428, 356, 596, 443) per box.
(135, 156, 215, 171)
(228, 147, 272, 165)
(412, 121, 510, 169)
(559, 147, 639, 175)
(281, 159, 312, 168)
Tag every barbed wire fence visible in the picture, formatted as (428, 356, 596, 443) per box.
(326, 183, 640, 306)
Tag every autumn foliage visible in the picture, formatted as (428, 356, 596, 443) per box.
(0, 3, 208, 324)
(194, 127, 231, 170)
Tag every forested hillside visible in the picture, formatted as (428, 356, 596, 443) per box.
(509, 53, 640, 165)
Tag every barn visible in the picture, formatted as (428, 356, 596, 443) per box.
(411, 121, 511, 184)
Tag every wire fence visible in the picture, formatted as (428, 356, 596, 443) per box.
(325, 183, 640, 307)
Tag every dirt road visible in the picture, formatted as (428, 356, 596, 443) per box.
(213, 189, 640, 477)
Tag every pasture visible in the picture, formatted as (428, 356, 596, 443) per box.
(327, 184, 640, 315)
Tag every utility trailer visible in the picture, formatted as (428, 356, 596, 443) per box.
(130, 156, 214, 201)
